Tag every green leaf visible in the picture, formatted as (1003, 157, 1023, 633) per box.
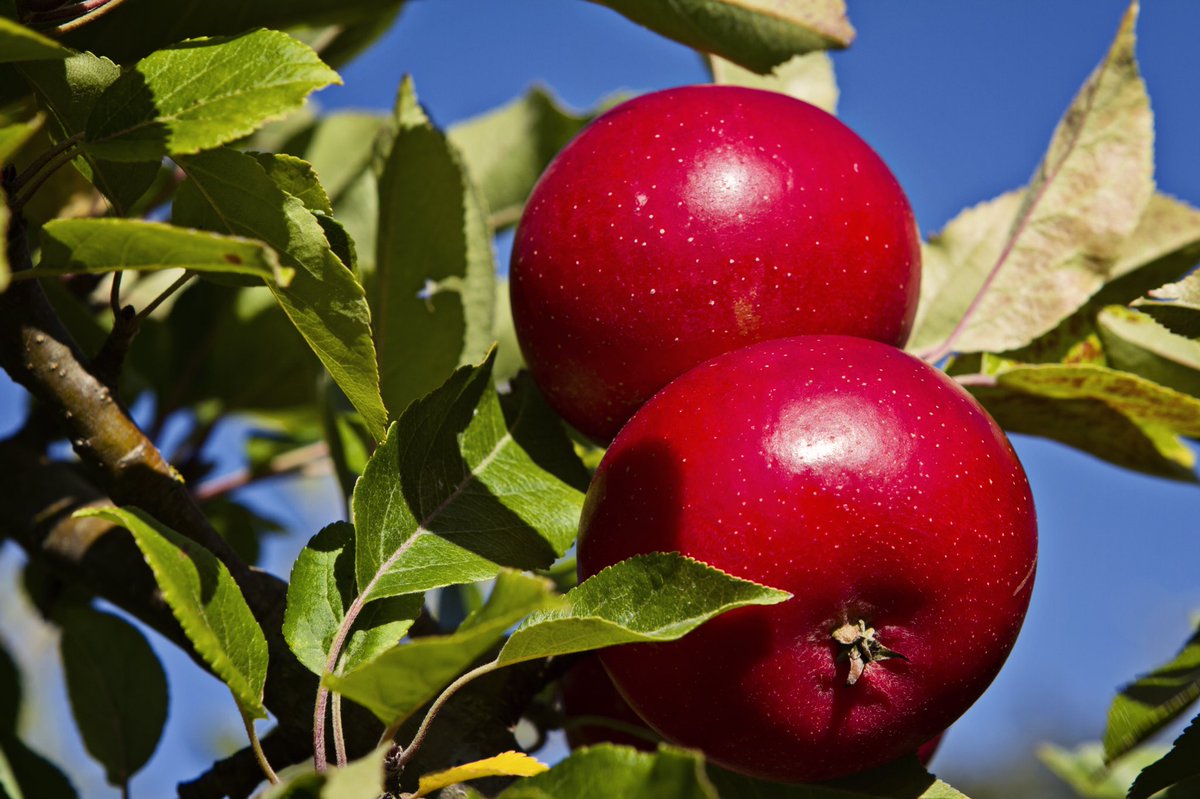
(321, 744, 390, 799)
(277, 112, 385, 205)
(84, 30, 339, 162)
(708, 51, 839, 114)
(966, 382, 1196, 481)
(447, 87, 594, 229)
(497, 745, 717, 799)
(990, 359, 1200, 438)
(1098, 307, 1200, 399)
(0, 17, 71, 63)
(58, 607, 167, 787)
(1129, 714, 1200, 799)
(591, 0, 854, 74)
(352, 351, 583, 603)
(1038, 743, 1165, 799)
(174, 147, 388, 441)
(325, 571, 554, 724)
(491, 280, 524, 384)
(0, 115, 42, 164)
(56, 0, 408, 63)
(252, 152, 333, 215)
(17, 53, 160, 215)
(1104, 620, 1200, 761)
(0, 746, 18, 799)
(284, 522, 423, 677)
(373, 77, 496, 418)
(1135, 272, 1200, 338)
(917, 5, 1154, 356)
(27, 219, 291, 284)
(1102, 194, 1200, 305)
(76, 506, 269, 719)
(497, 553, 790, 666)
(711, 754, 969, 798)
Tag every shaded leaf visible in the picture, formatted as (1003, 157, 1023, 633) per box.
(76, 506, 269, 718)
(0, 17, 70, 62)
(496, 745, 718, 799)
(447, 87, 594, 229)
(414, 751, 548, 797)
(1104, 620, 1200, 761)
(0, 115, 41, 164)
(592, 0, 854, 74)
(711, 753, 968, 798)
(85, 30, 339, 162)
(289, 2, 406, 71)
(1038, 743, 1164, 799)
(1102, 194, 1200, 304)
(284, 522, 423, 677)
(326, 571, 554, 724)
(253, 151, 333, 215)
(708, 51, 839, 114)
(321, 744, 390, 799)
(28, 219, 291, 283)
(1135, 271, 1200, 338)
(0, 736, 76, 799)
(1129, 715, 1200, 799)
(17, 53, 159, 214)
(174, 147, 387, 441)
(373, 77, 495, 418)
(497, 553, 790, 666)
(277, 111, 385, 205)
(58, 607, 167, 786)
(352, 351, 583, 603)
(921, 5, 1154, 356)
(1098, 307, 1200, 399)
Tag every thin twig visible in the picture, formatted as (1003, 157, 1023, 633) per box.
(135, 271, 195, 323)
(388, 659, 504, 770)
(109, 271, 123, 316)
(239, 707, 279, 786)
(7, 133, 82, 195)
(10, 147, 83, 211)
(194, 441, 331, 502)
(28, 0, 132, 34)
(952, 373, 999, 388)
(332, 693, 348, 768)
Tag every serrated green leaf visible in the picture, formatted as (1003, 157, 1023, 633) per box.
(497, 553, 790, 666)
(284, 522, 423, 677)
(374, 77, 495, 418)
(1039, 742, 1168, 799)
(326, 571, 554, 724)
(0, 116, 41, 164)
(0, 17, 70, 62)
(1135, 272, 1200, 338)
(56, 0, 406, 63)
(58, 607, 167, 787)
(352, 352, 583, 603)
(77, 506, 269, 719)
(708, 51, 839, 114)
(447, 87, 594, 229)
(278, 112, 385, 205)
(1129, 714, 1200, 799)
(174, 147, 387, 441)
(497, 745, 717, 799)
(26, 219, 291, 284)
(918, 5, 1154, 357)
(1104, 620, 1200, 762)
(84, 30, 339, 162)
(17, 53, 159, 215)
(1098, 307, 1200, 399)
(252, 152, 333, 215)
(592, 0, 854, 74)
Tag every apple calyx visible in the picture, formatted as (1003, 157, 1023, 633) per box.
(832, 620, 908, 685)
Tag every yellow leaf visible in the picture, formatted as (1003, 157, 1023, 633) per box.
(414, 751, 549, 797)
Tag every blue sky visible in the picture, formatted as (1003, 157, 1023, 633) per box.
(2, 2, 1199, 796)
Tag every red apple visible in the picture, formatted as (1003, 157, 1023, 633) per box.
(510, 84, 921, 442)
(577, 335, 1037, 782)
(559, 655, 657, 751)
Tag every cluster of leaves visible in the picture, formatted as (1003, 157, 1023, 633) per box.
(0, 0, 1197, 798)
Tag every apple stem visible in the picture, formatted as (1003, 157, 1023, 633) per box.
(832, 620, 907, 685)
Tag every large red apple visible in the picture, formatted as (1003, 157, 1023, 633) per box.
(577, 336, 1037, 782)
(510, 85, 921, 442)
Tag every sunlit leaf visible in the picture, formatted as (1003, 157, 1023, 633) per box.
(77, 507, 269, 718)
(414, 751, 548, 797)
(708, 51, 839, 114)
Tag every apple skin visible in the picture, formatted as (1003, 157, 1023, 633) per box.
(559, 655, 657, 752)
(510, 84, 921, 443)
(577, 335, 1037, 782)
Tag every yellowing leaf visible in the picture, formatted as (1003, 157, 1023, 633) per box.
(415, 751, 549, 797)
